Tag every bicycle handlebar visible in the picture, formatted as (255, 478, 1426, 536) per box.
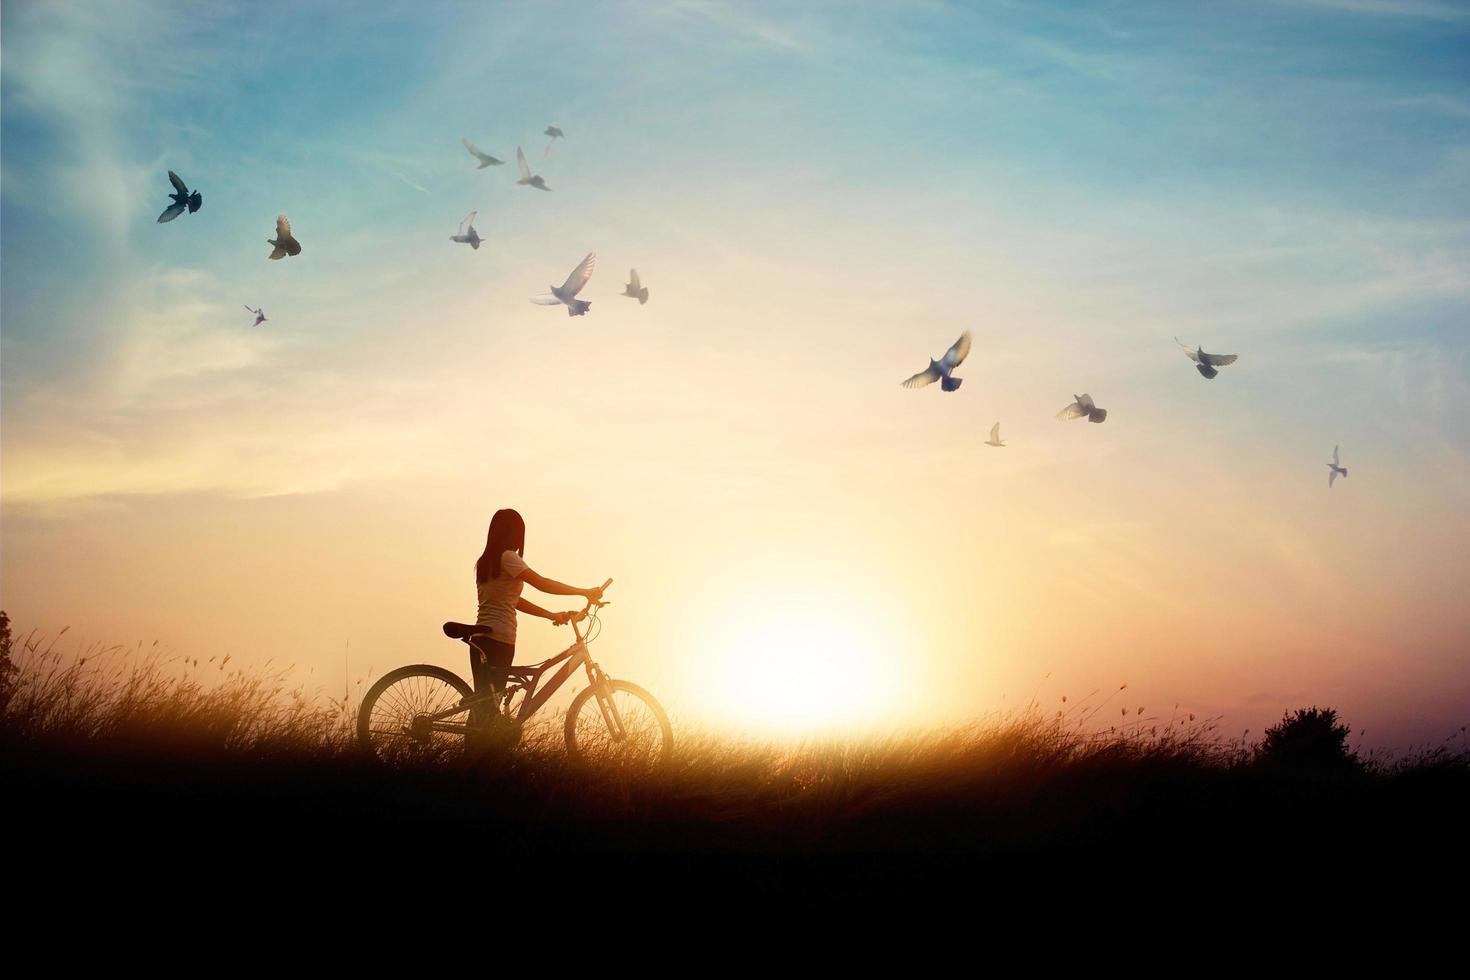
(588, 578, 614, 607)
(568, 578, 614, 625)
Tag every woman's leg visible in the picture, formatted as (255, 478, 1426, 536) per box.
(468, 638, 515, 714)
(467, 639, 516, 752)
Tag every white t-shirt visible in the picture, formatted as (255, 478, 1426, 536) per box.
(475, 549, 530, 646)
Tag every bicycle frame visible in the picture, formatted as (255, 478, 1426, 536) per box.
(423, 606, 614, 734)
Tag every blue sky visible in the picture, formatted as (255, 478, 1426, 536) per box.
(3, 1, 1468, 743)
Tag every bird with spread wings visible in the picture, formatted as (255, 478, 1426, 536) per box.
(622, 268, 649, 304)
(267, 214, 301, 260)
(1175, 337, 1239, 380)
(461, 138, 503, 169)
(531, 253, 596, 316)
(157, 171, 202, 223)
(901, 331, 972, 392)
(1328, 445, 1348, 487)
(516, 146, 550, 191)
(1056, 393, 1107, 423)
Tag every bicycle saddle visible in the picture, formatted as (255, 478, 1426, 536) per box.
(443, 622, 495, 640)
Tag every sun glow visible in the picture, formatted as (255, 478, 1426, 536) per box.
(699, 598, 901, 736)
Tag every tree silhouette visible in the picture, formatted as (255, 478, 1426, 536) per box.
(1256, 706, 1361, 773)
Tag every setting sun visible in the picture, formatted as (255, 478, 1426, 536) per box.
(698, 596, 902, 735)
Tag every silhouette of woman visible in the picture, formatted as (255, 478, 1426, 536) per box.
(470, 509, 605, 728)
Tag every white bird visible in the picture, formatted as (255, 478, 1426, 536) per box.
(1175, 336, 1239, 380)
(267, 214, 301, 260)
(1328, 445, 1348, 487)
(244, 305, 267, 326)
(449, 211, 482, 250)
(461, 138, 503, 169)
(901, 331, 972, 392)
(516, 146, 550, 191)
(622, 268, 648, 304)
(985, 422, 1005, 447)
(531, 252, 596, 316)
(1056, 393, 1107, 423)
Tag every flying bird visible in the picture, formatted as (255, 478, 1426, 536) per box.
(516, 146, 550, 191)
(449, 211, 482, 250)
(543, 126, 564, 157)
(1056, 393, 1107, 423)
(1175, 336, 1239, 380)
(985, 422, 1005, 447)
(157, 171, 202, 223)
(461, 138, 503, 169)
(266, 214, 301, 260)
(622, 269, 649, 304)
(901, 330, 972, 392)
(244, 305, 267, 326)
(531, 252, 596, 316)
(1328, 445, 1348, 487)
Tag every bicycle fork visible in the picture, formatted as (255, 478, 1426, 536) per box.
(587, 664, 627, 741)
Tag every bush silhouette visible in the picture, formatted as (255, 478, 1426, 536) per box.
(1256, 706, 1360, 773)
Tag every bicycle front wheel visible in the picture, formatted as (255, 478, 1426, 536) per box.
(564, 679, 673, 770)
(358, 664, 473, 764)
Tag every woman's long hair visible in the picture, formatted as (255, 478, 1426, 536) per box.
(476, 509, 526, 583)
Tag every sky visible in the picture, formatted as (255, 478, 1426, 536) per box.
(2, 0, 1468, 747)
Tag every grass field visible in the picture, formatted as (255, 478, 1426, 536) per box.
(3, 623, 1467, 911)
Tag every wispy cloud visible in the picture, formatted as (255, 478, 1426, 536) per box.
(387, 169, 432, 195)
(666, 0, 807, 53)
(1390, 93, 1470, 119)
(0, 0, 220, 243)
(1287, 0, 1470, 19)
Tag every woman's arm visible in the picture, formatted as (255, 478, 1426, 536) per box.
(521, 568, 602, 600)
(516, 597, 573, 625)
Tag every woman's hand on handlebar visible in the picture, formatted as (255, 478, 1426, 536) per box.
(550, 610, 577, 627)
(582, 578, 612, 604)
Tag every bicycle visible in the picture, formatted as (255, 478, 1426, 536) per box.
(356, 579, 673, 767)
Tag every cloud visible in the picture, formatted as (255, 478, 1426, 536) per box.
(1, 362, 468, 506)
(1391, 94, 1470, 119)
(1288, 0, 1470, 19)
(0, 254, 488, 508)
(665, 0, 806, 53)
(1045, 521, 1178, 610)
(0, 0, 220, 243)
(1033, 203, 1470, 342)
(102, 268, 287, 403)
(387, 169, 432, 195)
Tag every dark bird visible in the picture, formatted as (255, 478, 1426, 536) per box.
(461, 138, 503, 169)
(622, 268, 649, 304)
(1328, 445, 1348, 487)
(516, 146, 550, 191)
(450, 211, 482, 250)
(901, 331, 972, 391)
(157, 171, 202, 223)
(531, 252, 596, 316)
(544, 126, 564, 157)
(1056, 393, 1107, 423)
(244, 305, 267, 326)
(1175, 336, 1239, 380)
(267, 214, 301, 260)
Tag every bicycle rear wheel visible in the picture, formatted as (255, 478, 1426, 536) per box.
(563, 679, 673, 770)
(357, 664, 473, 764)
